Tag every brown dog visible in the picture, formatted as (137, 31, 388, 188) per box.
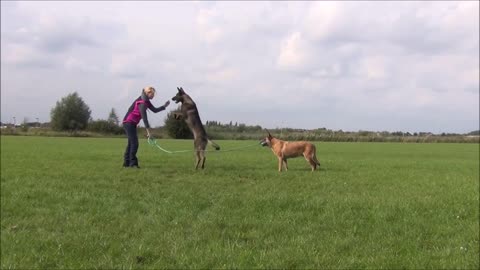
(260, 130, 320, 172)
(171, 87, 220, 169)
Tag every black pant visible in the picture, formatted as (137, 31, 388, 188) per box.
(123, 122, 139, 167)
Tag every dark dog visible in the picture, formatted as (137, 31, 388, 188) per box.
(172, 87, 220, 169)
(260, 130, 320, 172)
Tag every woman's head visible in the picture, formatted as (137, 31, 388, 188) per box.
(143, 86, 156, 99)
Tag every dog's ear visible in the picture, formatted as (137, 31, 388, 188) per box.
(265, 129, 272, 138)
(177, 87, 185, 94)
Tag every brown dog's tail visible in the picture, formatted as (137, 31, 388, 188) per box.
(208, 139, 220, 150)
(312, 145, 320, 166)
(313, 155, 321, 167)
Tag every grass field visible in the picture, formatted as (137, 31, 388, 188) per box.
(1, 136, 478, 269)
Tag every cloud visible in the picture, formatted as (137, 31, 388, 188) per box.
(303, 1, 343, 42)
(5, 12, 124, 53)
(360, 56, 387, 80)
(1, 3, 127, 74)
(277, 32, 311, 70)
(64, 57, 101, 73)
(109, 53, 147, 79)
(1, 43, 55, 69)
(206, 68, 239, 84)
(196, 8, 224, 44)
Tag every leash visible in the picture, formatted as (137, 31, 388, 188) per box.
(147, 138, 191, 154)
(147, 138, 261, 154)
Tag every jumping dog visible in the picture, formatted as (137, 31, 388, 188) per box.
(171, 87, 220, 169)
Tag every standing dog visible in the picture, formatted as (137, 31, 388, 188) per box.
(171, 87, 220, 169)
(260, 130, 320, 172)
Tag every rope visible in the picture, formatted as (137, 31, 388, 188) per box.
(148, 138, 190, 154)
(147, 138, 261, 154)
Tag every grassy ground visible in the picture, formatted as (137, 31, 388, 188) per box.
(1, 136, 478, 269)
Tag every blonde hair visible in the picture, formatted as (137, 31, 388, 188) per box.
(143, 86, 156, 96)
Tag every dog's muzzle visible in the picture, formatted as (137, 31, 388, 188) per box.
(260, 139, 268, 147)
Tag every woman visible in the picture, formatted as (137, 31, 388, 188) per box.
(123, 86, 170, 168)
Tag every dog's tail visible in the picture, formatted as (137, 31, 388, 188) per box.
(208, 139, 221, 150)
(313, 154, 321, 167)
(312, 145, 320, 166)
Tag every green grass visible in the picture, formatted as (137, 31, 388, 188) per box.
(1, 136, 478, 269)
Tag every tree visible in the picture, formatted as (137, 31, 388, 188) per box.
(467, 130, 480, 136)
(50, 92, 91, 131)
(237, 123, 246, 133)
(163, 106, 192, 139)
(108, 108, 120, 126)
(87, 120, 123, 135)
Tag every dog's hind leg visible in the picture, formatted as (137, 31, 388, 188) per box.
(200, 152, 206, 169)
(308, 159, 317, 171)
(304, 154, 317, 171)
(282, 159, 288, 171)
(195, 151, 202, 170)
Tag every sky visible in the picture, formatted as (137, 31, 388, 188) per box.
(1, 1, 479, 134)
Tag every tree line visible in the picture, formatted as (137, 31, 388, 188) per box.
(2, 92, 478, 143)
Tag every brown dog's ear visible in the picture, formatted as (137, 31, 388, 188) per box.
(177, 87, 185, 94)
